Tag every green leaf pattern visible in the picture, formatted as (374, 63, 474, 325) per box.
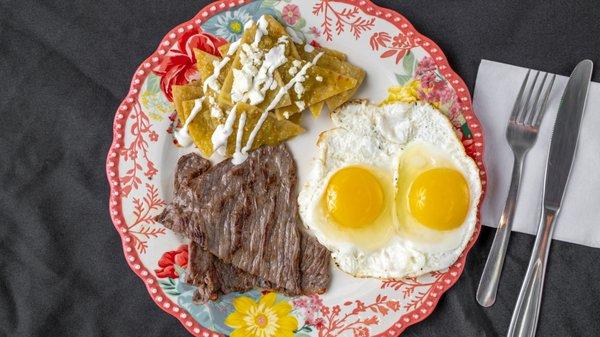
(158, 278, 180, 296)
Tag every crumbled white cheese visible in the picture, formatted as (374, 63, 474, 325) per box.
(241, 62, 258, 76)
(247, 90, 264, 105)
(294, 81, 305, 99)
(316, 75, 323, 82)
(208, 96, 223, 118)
(277, 35, 289, 44)
(304, 43, 315, 53)
(295, 100, 306, 110)
(263, 44, 287, 69)
(246, 43, 287, 105)
(283, 111, 291, 119)
(231, 43, 263, 103)
(231, 68, 253, 102)
(292, 60, 302, 68)
(210, 106, 223, 118)
(241, 44, 263, 65)
(288, 66, 298, 76)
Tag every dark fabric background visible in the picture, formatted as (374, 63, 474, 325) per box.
(1, 1, 599, 336)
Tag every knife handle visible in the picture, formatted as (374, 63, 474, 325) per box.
(507, 207, 557, 337)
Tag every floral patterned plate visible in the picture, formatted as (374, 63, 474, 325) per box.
(106, 1, 487, 336)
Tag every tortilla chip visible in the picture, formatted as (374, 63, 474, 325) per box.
(321, 46, 347, 61)
(194, 49, 221, 83)
(181, 100, 304, 158)
(194, 49, 238, 107)
(288, 110, 303, 125)
(324, 62, 365, 111)
(218, 43, 230, 57)
(309, 101, 324, 118)
(172, 82, 203, 125)
(275, 64, 358, 119)
(298, 45, 365, 111)
(180, 99, 221, 157)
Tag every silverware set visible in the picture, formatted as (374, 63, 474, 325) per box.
(476, 60, 593, 337)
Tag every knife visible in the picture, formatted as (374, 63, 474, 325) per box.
(507, 59, 593, 337)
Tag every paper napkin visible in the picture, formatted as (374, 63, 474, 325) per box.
(473, 60, 600, 248)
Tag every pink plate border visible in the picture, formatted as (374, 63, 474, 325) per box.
(105, 1, 487, 336)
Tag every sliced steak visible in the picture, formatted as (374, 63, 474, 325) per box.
(185, 144, 303, 294)
(300, 234, 330, 294)
(187, 241, 271, 303)
(173, 152, 211, 192)
(159, 154, 269, 303)
(156, 153, 211, 233)
(157, 144, 330, 300)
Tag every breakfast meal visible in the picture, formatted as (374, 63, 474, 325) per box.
(155, 13, 481, 305)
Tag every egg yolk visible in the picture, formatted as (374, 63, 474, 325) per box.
(407, 168, 470, 231)
(325, 167, 385, 229)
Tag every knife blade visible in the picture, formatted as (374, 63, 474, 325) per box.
(507, 59, 593, 337)
(544, 59, 593, 211)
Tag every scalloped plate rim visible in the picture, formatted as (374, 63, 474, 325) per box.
(105, 1, 487, 336)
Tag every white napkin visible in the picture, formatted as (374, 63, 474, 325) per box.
(473, 60, 600, 249)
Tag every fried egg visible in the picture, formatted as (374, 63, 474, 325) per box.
(298, 100, 482, 279)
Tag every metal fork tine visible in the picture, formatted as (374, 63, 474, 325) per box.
(517, 71, 539, 123)
(526, 72, 549, 125)
(509, 70, 531, 122)
(533, 74, 556, 127)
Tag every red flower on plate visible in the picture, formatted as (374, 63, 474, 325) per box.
(153, 27, 227, 101)
(149, 130, 159, 142)
(353, 326, 369, 337)
(155, 244, 189, 278)
(282, 4, 301, 25)
(309, 26, 321, 37)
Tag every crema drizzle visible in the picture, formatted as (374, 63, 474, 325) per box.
(211, 105, 238, 155)
(233, 52, 324, 164)
(175, 97, 205, 147)
(203, 39, 242, 93)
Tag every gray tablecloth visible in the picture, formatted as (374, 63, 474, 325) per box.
(1, 1, 599, 336)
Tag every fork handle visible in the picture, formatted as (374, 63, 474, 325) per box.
(476, 152, 525, 307)
(507, 207, 557, 337)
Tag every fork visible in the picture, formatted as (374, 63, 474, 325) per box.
(476, 70, 556, 307)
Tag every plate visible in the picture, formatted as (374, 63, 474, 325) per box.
(106, 1, 487, 336)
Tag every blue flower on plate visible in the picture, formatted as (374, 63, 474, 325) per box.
(202, 1, 278, 42)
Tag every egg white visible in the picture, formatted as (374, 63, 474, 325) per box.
(298, 101, 482, 279)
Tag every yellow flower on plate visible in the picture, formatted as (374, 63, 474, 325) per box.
(225, 292, 298, 337)
(381, 80, 421, 105)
